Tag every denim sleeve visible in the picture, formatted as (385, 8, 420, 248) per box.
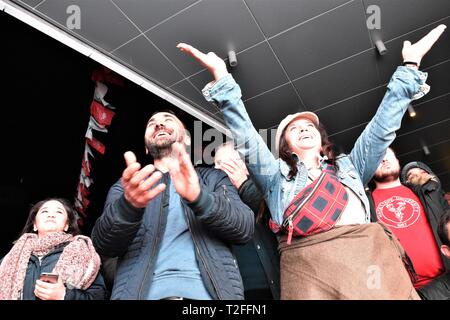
(203, 74, 279, 196)
(350, 66, 429, 185)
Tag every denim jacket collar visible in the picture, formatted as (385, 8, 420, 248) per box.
(279, 154, 328, 179)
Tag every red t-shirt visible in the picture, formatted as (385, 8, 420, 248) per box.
(372, 185, 444, 288)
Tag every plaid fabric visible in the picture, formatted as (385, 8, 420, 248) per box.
(282, 165, 348, 244)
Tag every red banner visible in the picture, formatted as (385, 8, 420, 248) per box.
(81, 195, 90, 208)
(90, 100, 115, 127)
(87, 137, 106, 154)
(82, 158, 91, 176)
(78, 183, 90, 197)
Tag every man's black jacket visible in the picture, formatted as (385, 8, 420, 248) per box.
(91, 167, 254, 300)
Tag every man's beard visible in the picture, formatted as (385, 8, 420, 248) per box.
(146, 137, 175, 160)
(373, 166, 400, 183)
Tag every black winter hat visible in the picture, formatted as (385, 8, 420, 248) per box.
(400, 161, 434, 184)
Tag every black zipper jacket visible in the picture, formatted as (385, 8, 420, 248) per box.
(237, 178, 280, 299)
(91, 168, 254, 300)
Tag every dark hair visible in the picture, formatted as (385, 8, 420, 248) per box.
(147, 109, 189, 134)
(150, 108, 177, 118)
(20, 198, 81, 237)
(255, 201, 268, 223)
(438, 209, 450, 246)
(149, 108, 189, 127)
(279, 122, 335, 179)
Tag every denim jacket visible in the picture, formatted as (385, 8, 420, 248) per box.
(203, 66, 428, 225)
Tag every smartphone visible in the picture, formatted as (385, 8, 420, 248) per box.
(40, 272, 59, 283)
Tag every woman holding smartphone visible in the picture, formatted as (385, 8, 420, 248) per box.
(0, 198, 106, 300)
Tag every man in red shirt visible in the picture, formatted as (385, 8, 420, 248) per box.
(370, 148, 447, 288)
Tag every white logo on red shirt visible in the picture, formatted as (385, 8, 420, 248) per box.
(376, 196, 420, 229)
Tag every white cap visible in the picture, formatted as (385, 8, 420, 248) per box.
(274, 111, 320, 154)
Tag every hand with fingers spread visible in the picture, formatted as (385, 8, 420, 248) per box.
(214, 142, 249, 189)
(166, 142, 201, 202)
(34, 277, 66, 300)
(217, 157, 249, 189)
(402, 24, 446, 66)
(122, 151, 166, 208)
(177, 43, 229, 82)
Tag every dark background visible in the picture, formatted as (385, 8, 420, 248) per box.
(0, 12, 206, 256)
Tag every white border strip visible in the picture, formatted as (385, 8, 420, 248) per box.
(0, 0, 231, 136)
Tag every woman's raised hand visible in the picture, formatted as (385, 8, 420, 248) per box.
(177, 43, 229, 82)
(402, 24, 446, 66)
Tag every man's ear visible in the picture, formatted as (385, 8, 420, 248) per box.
(145, 147, 148, 155)
(440, 245, 450, 259)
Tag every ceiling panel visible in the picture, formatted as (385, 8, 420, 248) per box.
(225, 42, 289, 100)
(293, 50, 380, 110)
(35, 0, 141, 52)
(329, 124, 366, 154)
(18, 0, 41, 8)
(364, 0, 450, 42)
(397, 140, 450, 166)
(269, 0, 372, 79)
(244, 84, 304, 129)
(376, 17, 450, 84)
(399, 94, 450, 135)
(185, 69, 215, 96)
(416, 61, 450, 104)
(420, 19, 450, 70)
(245, 0, 350, 38)
(315, 88, 384, 135)
(189, 42, 289, 100)
(145, 0, 265, 77)
(393, 120, 450, 155)
(427, 158, 450, 176)
(170, 79, 220, 118)
(111, 0, 198, 32)
(210, 110, 225, 124)
(113, 35, 183, 86)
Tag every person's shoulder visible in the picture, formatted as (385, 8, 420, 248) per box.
(335, 153, 350, 159)
(194, 165, 216, 173)
(195, 165, 227, 180)
(335, 153, 351, 167)
(409, 179, 438, 193)
(110, 177, 124, 188)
